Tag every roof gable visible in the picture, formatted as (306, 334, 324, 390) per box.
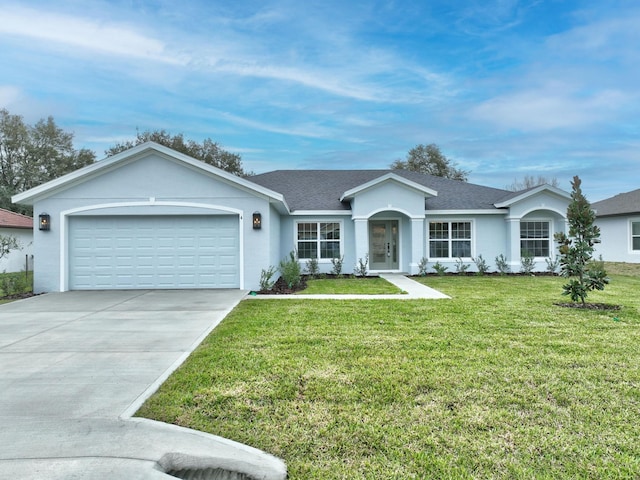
(592, 188, 640, 217)
(340, 173, 438, 201)
(0, 208, 32, 229)
(494, 184, 571, 208)
(12, 142, 289, 211)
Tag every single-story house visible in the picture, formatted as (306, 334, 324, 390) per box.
(0, 208, 33, 273)
(12, 142, 571, 293)
(593, 188, 640, 263)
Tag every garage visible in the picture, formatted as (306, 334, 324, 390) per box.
(68, 215, 239, 290)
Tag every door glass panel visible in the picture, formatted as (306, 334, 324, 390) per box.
(371, 223, 387, 264)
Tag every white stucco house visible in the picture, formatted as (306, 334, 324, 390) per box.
(0, 208, 33, 273)
(12, 142, 571, 293)
(593, 188, 640, 263)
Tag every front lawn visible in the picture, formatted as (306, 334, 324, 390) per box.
(138, 276, 640, 479)
(299, 276, 403, 295)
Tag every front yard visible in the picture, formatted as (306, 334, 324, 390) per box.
(138, 274, 640, 479)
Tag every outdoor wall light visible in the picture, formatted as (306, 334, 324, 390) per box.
(252, 212, 262, 230)
(39, 213, 51, 231)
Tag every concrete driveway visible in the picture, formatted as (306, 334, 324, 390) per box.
(0, 290, 286, 479)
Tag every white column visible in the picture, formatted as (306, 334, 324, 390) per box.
(506, 217, 521, 270)
(410, 217, 425, 274)
(353, 218, 369, 269)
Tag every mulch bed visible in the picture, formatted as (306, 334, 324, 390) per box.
(555, 302, 621, 310)
(257, 276, 308, 295)
(0, 292, 37, 301)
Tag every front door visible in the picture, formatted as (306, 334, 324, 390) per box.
(369, 220, 399, 270)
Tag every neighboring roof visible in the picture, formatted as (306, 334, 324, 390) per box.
(12, 142, 289, 213)
(592, 188, 640, 217)
(249, 169, 513, 211)
(0, 208, 32, 229)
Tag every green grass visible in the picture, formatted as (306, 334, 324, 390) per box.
(299, 276, 403, 294)
(605, 261, 640, 277)
(138, 275, 640, 479)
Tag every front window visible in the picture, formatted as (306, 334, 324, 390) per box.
(428, 221, 472, 258)
(520, 221, 550, 257)
(632, 221, 640, 251)
(297, 222, 341, 259)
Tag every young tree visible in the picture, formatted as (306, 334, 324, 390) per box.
(0, 109, 95, 214)
(106, 129, 250, 177)
(554, 176, 608, 305)
(390, 143, 469, 181)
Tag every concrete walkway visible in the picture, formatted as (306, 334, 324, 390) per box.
(0, 290, 286, 480)
(249, 274, 450, 300)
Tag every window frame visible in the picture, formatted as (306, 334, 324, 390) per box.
(520, 219, 551, 258)
(631, 220, 640, 253)
(427, 220, 474, 259)
(295, 220, 343, 261)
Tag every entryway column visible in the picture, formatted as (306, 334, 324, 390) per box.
(505, 217, 521, 270)
(353, 218, 369, 270)
(410, 217, 425, 275)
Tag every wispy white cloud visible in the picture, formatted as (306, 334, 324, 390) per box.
(0, 5, 184, 64)
(471, 87, 629, 131)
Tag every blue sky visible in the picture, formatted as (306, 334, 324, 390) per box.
(1, 0, 638, 201)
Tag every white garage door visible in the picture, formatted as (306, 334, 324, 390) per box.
(69, 215, 239, 289)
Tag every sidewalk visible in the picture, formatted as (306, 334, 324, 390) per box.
(249, 274, 450, 300)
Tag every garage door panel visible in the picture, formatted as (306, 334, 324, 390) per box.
(69, 215, 239, 289)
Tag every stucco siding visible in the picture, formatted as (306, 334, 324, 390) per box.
(595, 216, 640, 263)
(351, 181, 426, 219)
(0, 228, 33, 273)
(29, 152, 274, 292)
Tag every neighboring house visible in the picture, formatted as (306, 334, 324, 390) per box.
(592, 188, 640, 263)
(0, 208, 33, 273)
(12, 142, 571, 293)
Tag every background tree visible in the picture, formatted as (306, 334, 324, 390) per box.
(507, 174, 559, 191)
(0, 234, 19, 260)
(390, 143, 469, 181)
(106, 129, 250, 177)
(0, 109, 95, 214)
(554, 176, 608, 305)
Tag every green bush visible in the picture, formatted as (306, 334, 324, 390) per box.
(330, 255, 344, 277)
(472, 254, 489, 275)
(279, 251, 302, 288)
(417, 257, 429, 276)
(305, 258, 320, 278)
(0, 271, 33, 297)
(432, 261, 448, 276)
(259, 266, 277, 291)
(455, 257, 470, 274)
(520, 252, 535, 274)
(495, 254, 510, 275)
(354, 254, 369, 277)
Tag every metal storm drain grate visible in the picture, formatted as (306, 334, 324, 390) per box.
(166, 467, 253, 480)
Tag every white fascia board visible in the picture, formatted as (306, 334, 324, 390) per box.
(12, 141, 289, 212)
(426, 209, 508, 215)
(494, 185, 571, 208)
(340, 173, 438, 202)
(290, 210, 352, 216)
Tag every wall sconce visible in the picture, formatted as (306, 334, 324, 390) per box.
(252, 212, 262, 230)
(39, 213, 51, 231)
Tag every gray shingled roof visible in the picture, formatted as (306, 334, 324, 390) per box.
(249, 170, 514, 212)
(592, 188, 640, 217)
